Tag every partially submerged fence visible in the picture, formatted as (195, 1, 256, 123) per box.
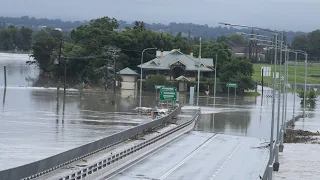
(0, 106, 182, 180)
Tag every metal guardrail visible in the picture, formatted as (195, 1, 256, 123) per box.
(0, 106, 182, 180)
(53, 108, 201, 180)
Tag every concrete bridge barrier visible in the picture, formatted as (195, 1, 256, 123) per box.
(0, 106, 183, 180)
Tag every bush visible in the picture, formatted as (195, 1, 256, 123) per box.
(144, 75, 169, 91)
(298, 90, 318, 108)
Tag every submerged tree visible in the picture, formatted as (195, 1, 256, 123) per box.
(298, 90, 318, 108)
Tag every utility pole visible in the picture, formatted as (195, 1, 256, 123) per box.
(113, 51, 117, 94)
(108, 49, 121, 94)
(196, 37, 202, 106)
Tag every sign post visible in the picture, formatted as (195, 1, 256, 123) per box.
(160, 87, 177, 101)
(189, 87, 195, 105)
(226, 83, 238, 105)
(155, 85, 165, 101)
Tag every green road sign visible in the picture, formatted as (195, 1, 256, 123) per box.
(155, 85, 165, 89)
(160, 87, 177, 101)
(226, 83, 238, 88)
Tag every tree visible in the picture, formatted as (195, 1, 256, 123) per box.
(0, 25, 33, 51)
(19, 26, 33, 51)
(227, 34, 245, 45)
(219, 56, 255, 92)
(291, 34, 310, 52)
(173, 32, 192, 54)
(307, 30, 320, 60)
(193, 42, 232, 76)
(31, 29, 62, 73)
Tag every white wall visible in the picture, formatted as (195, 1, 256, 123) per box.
(120, 75, 137, 90)
(121, 82, 136, 90)
(122, 76, 136, 82)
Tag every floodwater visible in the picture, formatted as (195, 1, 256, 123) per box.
(0, 53, 153, 170)
(194, 88, 320, 140)
(1, 52, 319, 171)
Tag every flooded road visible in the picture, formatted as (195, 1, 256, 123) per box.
(194, 88, 320, 140)
(1, 52, 319, 171)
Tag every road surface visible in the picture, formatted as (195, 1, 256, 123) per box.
(107, 131, 269, 180)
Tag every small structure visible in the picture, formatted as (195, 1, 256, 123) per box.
(118, 67, 139, 90)
(138, 49, 214, 81)
(175, 76, 190, 92)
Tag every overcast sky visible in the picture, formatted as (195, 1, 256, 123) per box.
(1, 0, 319, 32)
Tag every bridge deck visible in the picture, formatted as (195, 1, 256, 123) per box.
(108, 131, 269, 180)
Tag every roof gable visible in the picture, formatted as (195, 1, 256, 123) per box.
(138, 49, 213, 72)
(118, 67, 139, 76)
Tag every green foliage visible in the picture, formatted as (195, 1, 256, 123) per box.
(31, 29, 62, 73)
(291, 30, 320, 60)
(144, 75, 169, 91)
(298, 90, 318, 108)
(193, 41, 231, 76)
(0, 25, 33, 51)
(227, 34, 246, 45)
(219, 56, 255, 91)
(0, 16, 302, 44)
(29, 16, 254, 92)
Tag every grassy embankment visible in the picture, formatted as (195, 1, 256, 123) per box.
(252, 63, 320, 95)
(253, 63, 320, 85)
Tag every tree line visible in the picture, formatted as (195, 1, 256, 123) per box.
(31, 16, 255, 91)
(1, 16, 305, 43)
(291, 30, 320, 61)
(0, 25, 33, 51)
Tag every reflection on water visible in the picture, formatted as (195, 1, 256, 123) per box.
(0, 87, 157, 170)
(0, 53, 159, 170)
(0, 53, 39, 87)
(195, 90, 320, 140)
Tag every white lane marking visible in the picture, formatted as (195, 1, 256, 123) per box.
(159, 134, 218, 180)
(105, 133, 189, 179)
(210, 140, 244, 179)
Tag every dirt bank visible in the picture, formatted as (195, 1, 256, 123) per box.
(285, 129, 320, 143)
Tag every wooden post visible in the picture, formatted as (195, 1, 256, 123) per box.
(4, 66, 7, 87)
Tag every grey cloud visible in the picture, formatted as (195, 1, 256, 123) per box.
(1, 0, 319, 31)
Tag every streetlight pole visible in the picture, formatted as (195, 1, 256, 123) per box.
(293, 50, 308, 117)
(274, 36, 283, 170)
(267, 32, 278, 180)
(139, 48, 157, 108)
(303, 53, 308, 117)
(197, 38, 202, 106)
(279, 45, 288, 152)
(220, 23, 279, 179)
(292, 52, 298, 126)
(284, 50, 289, 133)
(214, 49, 231, 106)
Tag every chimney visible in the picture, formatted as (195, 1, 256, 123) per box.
(190, 49, 193, 57)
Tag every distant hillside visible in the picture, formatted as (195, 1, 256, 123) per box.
(0, 16, 306, 43)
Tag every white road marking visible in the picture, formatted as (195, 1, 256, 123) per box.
(159, 134, 217, 180)
(210, 140, 244, 179)
(105, 133, 189, 179)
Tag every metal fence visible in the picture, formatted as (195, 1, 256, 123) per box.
(0, 106, 182, 180)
